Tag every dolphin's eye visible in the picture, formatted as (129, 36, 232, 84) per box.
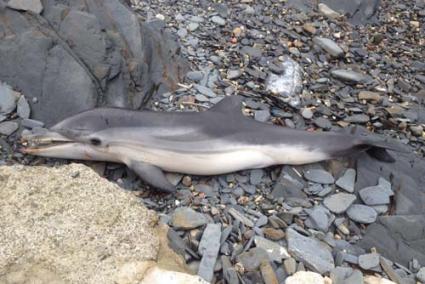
(90, 138, 102, 146)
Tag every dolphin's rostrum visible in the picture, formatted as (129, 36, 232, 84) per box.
(21, 96, 405, 193)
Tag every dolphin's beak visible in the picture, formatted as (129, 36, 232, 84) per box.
(20, 128, 78, 156)
(20, 128, 118, 162)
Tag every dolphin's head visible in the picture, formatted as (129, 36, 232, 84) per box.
(20, 126, 118, 162)
(20, 109, 123, 162)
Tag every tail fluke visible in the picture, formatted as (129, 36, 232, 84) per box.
(359, 137, 409, 163)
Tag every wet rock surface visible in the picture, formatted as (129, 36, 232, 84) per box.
(1, 0, 425, 283)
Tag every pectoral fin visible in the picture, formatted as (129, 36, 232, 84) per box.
(127, 160, 176, 193)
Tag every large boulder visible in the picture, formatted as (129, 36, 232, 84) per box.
(0, 0, 188, 126)
(0, 163, 203, 284)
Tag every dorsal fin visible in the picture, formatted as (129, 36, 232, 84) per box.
(208, 95, 244, 114)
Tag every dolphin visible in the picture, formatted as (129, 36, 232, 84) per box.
(21, 96, 405, 193)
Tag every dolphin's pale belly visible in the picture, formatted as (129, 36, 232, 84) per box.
(114, 143, 329, 175)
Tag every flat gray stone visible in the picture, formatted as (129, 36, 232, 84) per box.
(187, 22, 199, 31)
(228, 208, 254, 227)
(323, 193, 356, 214)
(345, 270, 363, 284)
(284, 258, 297, 275)
(0, 82, 19, 115)
(198, 223, 221, 282)
(305, 206, 333, 232)
(378, 177, 394, 196)
(227, 69, 242, 80)
(186, 71, 204, 82)
(358, 253, 380, 270)
(210, 16, 226, 26)
(21, 118, 44, 129)
(250, 169, 264, 185)
(304, 169, 335, 184)
(347, 204, 377, 224)
(331, 69, 366, 84)
(254, 110, 271, 122)
(240, 46, 263, 59)
(344, 114, 370, 123)
(177, 28, 188, 38)
(0, 121, 19, 136)
(287, 228, 335, 274)
(318, 3, 341, 18)
(7, 0, 43, 14)
(314, 117, 332, 130)
(254, 236, 290, 263)
(336, 169, 356, 193)
(189, 15, 204, 23)
(330, 267, 353, 284)
(236, 247, 269, 271)
(17, 95, 31, 119)
(313, 37, 344, 57)
(301, 108, 313, 119)
(194, 84, 216, 98)
(221, 256, 239, 284)
(359, 186, 391, 205)
(171, 207, 208, 230)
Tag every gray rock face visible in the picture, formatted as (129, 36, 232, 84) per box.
(359, 186, 391, 205)
(336, 169, 356, 193)
(359, 215, 425, 267)
(347, 204, 378, 224)
(287, 228, 335, 274)
(254, 236, 290, 263)
(304, 169, 335, 184)
(323, 193, 356, 214)
(198, 223, 221, 282)
(0, 1, 188, 125)
(171, 207, 208, 230)
(313, 37, 344, 57)
(331, 69, 366, 84)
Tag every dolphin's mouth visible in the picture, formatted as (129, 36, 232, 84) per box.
(20, 128, 75, 154)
